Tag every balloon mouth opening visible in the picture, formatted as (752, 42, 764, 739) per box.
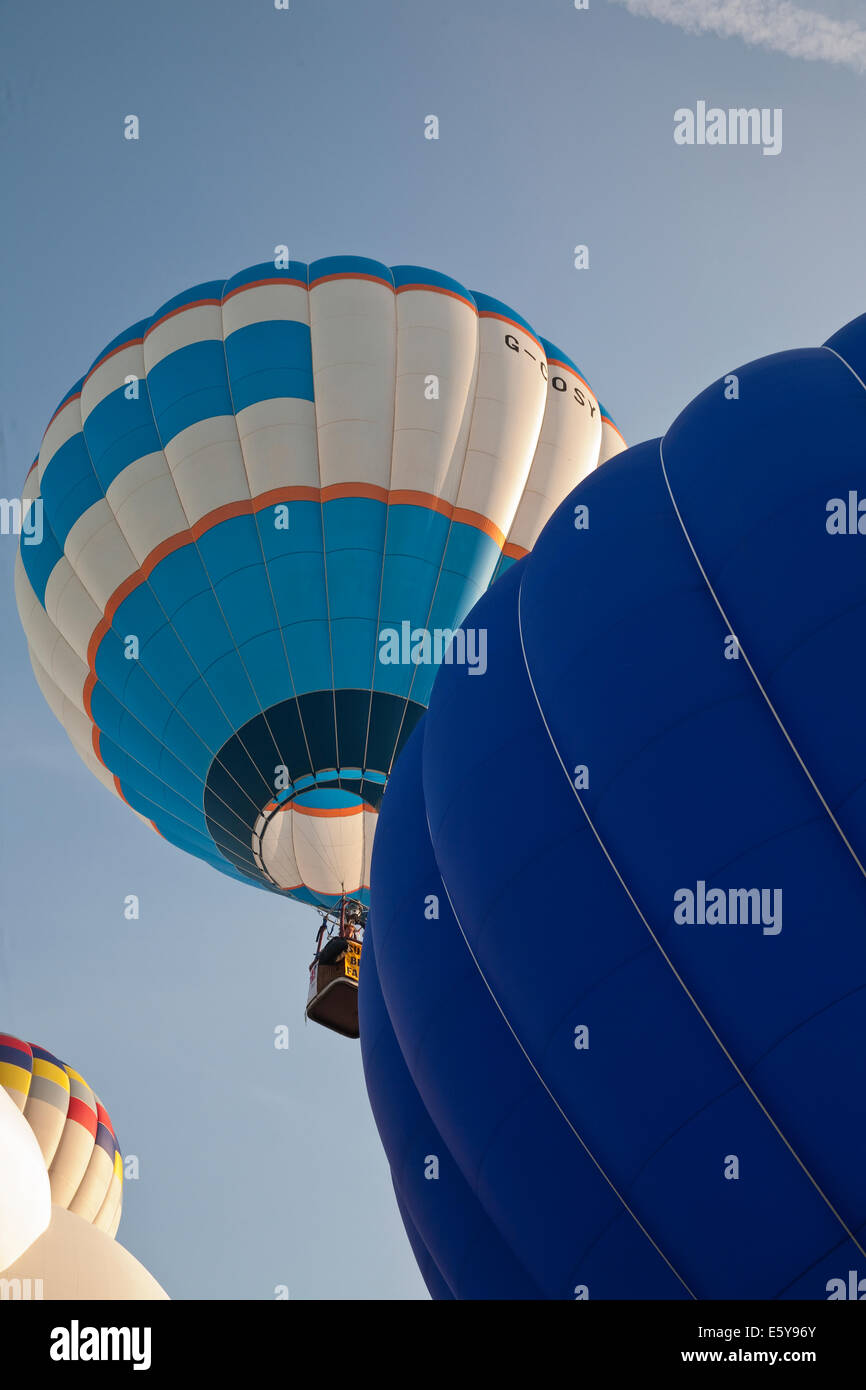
(251, 789, 377, 896)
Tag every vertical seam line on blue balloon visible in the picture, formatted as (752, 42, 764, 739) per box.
(424, 806, 697, 1298)
(659, 421, 866, 888)
(373, 916, 615, 1298)
(519, 486, 866, 1266)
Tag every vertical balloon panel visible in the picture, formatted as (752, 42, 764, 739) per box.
(374, 268, 480, 717)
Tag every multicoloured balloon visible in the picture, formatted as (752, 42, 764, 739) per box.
(1, 1031, 167, 1298)
(0, 1033, 122, 1234)
(362, 313, 866, 1298)
(16, 259, 623, 913)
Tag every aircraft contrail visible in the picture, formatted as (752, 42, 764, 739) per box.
(608, 0, 866, 73)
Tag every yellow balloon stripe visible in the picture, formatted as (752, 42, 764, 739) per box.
(32, 1057, 71, 1090)
(0, 1059, 32, 1101)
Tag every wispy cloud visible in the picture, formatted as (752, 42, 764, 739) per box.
(609, 0, 866, 72)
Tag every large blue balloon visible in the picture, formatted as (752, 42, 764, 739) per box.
(361, 315, 866, 1298)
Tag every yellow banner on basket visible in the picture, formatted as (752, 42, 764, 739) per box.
(344, 940, 361, 981)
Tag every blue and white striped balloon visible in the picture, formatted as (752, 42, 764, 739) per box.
(16, 257, 623, 911)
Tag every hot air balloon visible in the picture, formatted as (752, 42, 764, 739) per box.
(361, 313, 866, 1298)
(15, 257, 623, 1034)
(0, 1086, 50, 1270)
(0, 1032, 167, 1298)
(2, 1205, 168, 1301)
(0, 1034, 123, 1234)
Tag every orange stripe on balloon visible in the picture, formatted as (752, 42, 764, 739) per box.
(83, 337, 146, 389)
(82, 485, 504, 759)
(145, 298, 223, 336)
(321, 481, 389, 504)
(43, 391, 83, 438)
(478, 310, 544, 355)
(255, 485, 319, 508)
(309, 271, 393, 291)
(453, 506, 505, 547)
(395, 283, 477, 313)
(547, 358, 594, 396)
(502, 540, 529, 560)
(289, 802, 377, 819)
(389, 492, 505, 546)
(222, 277, 308, 301)
(277, 882, 370, 895)
(388, 489, 452, 516)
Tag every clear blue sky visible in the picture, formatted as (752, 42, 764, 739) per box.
(1, 0, 864, 1298)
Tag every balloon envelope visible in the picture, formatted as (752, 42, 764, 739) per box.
(0, 1086, 51, 1271)
(16, 259, 623, 912)
(362, 313, 866, 1298)
(1, 1206, 167, 1300)
(0, 1033, 123, 1235)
